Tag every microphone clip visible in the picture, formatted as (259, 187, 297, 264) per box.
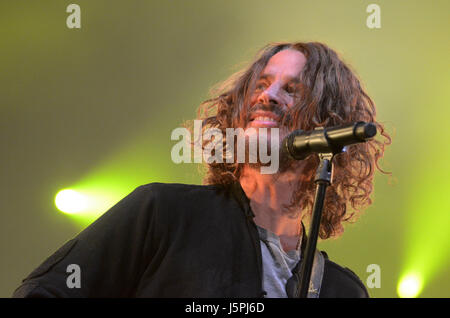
(316, 152, 334, 184)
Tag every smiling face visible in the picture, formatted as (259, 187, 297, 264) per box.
(246, 48, 307, 129)
(239, 48, 307, 172)
(199, 41, 390, 238)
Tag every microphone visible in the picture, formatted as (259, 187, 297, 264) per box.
(282, 121, 377, 160)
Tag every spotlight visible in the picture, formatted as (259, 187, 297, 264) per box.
(55, 189, 88, 214)
(397, 273, 423, 298)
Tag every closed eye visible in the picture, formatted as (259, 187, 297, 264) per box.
(255, 81, 269, 91)
(285, 82, 301, 96)
(285, 84, 296, 95)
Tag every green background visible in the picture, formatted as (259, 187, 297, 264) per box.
(1, 0, 449, 297)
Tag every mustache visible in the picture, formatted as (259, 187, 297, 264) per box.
(246, 103, 291, 124)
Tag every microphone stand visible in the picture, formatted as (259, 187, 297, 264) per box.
(296, 151, 335, 298)
(283, 121, 376, 297)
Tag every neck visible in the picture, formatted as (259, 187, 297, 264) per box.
(239, 164, 305, 252)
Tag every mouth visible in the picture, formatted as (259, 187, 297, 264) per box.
(248, 111, 280, 128)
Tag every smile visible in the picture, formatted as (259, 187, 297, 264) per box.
(249, 118, 279, 128)
(252, 116, 277, 123)
(248, 111, 281, 127)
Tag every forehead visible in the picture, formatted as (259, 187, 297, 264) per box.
(261, 49, 307, 80)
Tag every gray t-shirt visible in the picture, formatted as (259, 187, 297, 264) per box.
(257, 225, 301, 298)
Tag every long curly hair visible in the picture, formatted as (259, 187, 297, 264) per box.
(196, 42, 391, 239)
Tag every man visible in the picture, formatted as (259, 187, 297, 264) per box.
(13, 42, 390, 298)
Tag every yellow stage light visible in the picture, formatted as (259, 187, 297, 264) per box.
(55, 189, 88, 214)
(397, 273, 423, 298)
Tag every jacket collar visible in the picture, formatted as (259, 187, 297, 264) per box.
(230, 181, 255, 218)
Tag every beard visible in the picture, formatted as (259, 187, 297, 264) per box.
(243, 127, 296, 173)
(240, 102, 297, 174)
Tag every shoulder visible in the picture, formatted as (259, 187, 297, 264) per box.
(319, 251, 369, 298)
(125, 182, 240, 219)
(130, 182, 229, 209)
(135, 182, 222, 198)
(82, 182, 235, 230)
(72, 183, 225, 240)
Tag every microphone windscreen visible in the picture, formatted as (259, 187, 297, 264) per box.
(355, 122, 377, 140)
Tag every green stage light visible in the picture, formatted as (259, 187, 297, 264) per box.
(54, 185, 126, 226)
(397, 273, 423, 298)
(54, 129, 195, 227)
(398, 77, 450, 297)
(55, 189, 88, 214)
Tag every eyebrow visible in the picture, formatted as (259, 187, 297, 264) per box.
(258, 73, 301, 84)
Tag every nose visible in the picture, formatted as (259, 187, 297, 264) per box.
(257, 84, 283, 107)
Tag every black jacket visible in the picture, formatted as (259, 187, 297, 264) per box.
(12, 183, 369, 298)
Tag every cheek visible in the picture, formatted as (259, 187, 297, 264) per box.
(249, 93, 258, 106)
(285, 96, 295, 108)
